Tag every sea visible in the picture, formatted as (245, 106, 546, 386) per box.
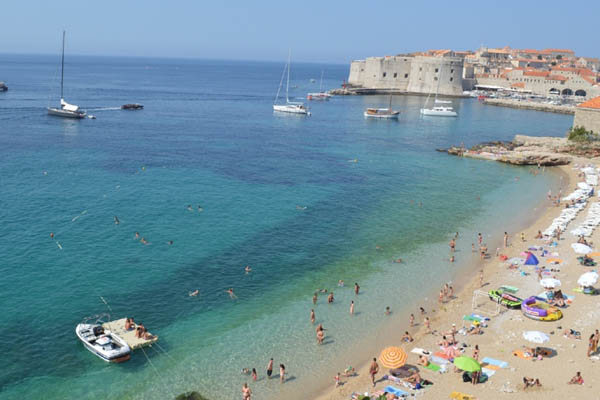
(0, 54, 572, 400)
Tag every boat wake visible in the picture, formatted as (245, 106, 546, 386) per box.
(85, 107, 122, 111)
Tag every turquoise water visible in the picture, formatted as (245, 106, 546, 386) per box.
(0, 55, 571, 399)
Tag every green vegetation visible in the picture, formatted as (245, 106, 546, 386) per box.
(567, 126, 598, 142)
(174, 392, 209, 400)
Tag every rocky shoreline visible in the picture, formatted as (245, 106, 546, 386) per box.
(438, 135, 600, 166)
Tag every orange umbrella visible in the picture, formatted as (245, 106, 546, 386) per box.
(588, 252, 600, 258)
(547, 258, 563, 264)
(379, 346, 407, 369)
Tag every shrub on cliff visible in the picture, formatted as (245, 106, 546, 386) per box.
(174, 391, 209, 400)
(568, 126, 598, 142)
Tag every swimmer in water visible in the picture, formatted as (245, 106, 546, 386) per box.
(244, 265, 252, 273)
(189, 289, 199, 297)
(348, 159, 358, 163)
(140, 237, 149, 245)
(197, 205, 203, 212)
(168, 240, 174, 245)
(338, 280, 344, 287)
(296, 205, 307, 210)
(393, 258, 403, 263)
(50, 232, 54, 239)
(135, 232, 140, 239)
(226, 288, 237, 299)
(114, 216, 120, 225)
(187, 205, 193, 212)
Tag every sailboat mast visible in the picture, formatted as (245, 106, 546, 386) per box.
(60, 30, 65, 100)
(286, 49, 291, 103)
(319, 70, 324, 92)
(389, 93, 392, 111)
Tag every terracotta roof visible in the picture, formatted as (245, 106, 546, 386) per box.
(488, 49, 510, 54)
(511, 82, 525, 88)
(546, 75, 568, 81)
(581, 75, 597, 85)
(577, 96, 600, 109)
(523, 70, 550, 77)
(544, 48, 575, 54)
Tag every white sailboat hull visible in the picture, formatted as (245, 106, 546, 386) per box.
(273, 104, 310, 115)
(420, 108, 457, 117)
(364, 111, 399, 119)
(47, 107, 86, 118)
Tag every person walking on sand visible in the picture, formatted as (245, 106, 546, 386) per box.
(369, 358, 379, 387)
(473, 344, 479, 361)
(438, 290, 444, 304)
(354, 283, 360, 295)
(504, 232, 509, 248)
(334, 372, 341, 388)
(479, 269, 484, 287)
(409, 313, 415, 327)
(310, 309, 315, 324)
(242, 383, 252, 400)
(266, 358, 273, 379)
(279, 364, 286, 383)
(588, 333, 595, 357)
(477, 233, 482, 246)
(350, 300, 354, 315)
(424, 317, 431, 333)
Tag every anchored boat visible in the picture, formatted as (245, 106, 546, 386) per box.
(75, 314, 131, 363)
(273, 50, 310, 115)
(364, 94, 399, 119)
(47, 31, 86, 119)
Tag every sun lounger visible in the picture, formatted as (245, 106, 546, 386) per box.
(480, 357, 508, 368)
(512, 350, 533, 360)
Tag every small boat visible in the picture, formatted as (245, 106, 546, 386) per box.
(364, 94, 399, 119)
(273, 50, 310, 116)
(488, 288, 523, 309)
(420, 106, 457, 117)
(121, 103, 144, 110)
(76, 314, 131, 363)
(47, 31, 86, 119)
(521, 296, 562, 321)
(307, 71, 331, 101)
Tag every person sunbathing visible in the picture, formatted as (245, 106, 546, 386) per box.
(404, 371, 422, 388)
(124, 317, 135, 331)
(468, 324, 482, 335)
(418, 355, 429, 367)
(535, 230, 543, 239)
(402, 331, 414, 342)
(523, 377, 541, 389)
(563, 329, 581, 339)
(568, 371, 584, 385)
(344, 366, 355, 377)
(522, 346, 537, 358)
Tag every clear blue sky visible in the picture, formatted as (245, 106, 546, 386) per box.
(1, 0, 598, 63)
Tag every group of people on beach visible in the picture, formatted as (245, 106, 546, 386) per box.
(241, 358, 286, 399)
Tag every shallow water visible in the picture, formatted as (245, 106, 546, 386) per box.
(0, 54, 571, 399)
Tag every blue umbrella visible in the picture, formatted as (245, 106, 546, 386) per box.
(524, 252, 539, 265)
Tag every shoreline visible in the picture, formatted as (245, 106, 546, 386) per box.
(483, 98, 576, 115)
(312, 163, 577, 400)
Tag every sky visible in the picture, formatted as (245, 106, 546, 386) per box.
(1, 0, 598, 64)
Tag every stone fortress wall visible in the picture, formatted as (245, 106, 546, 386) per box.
(348, 55, 465, 96)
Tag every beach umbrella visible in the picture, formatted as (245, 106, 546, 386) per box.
(453, 356, 481, 372)
(547, 258, 563, 264)
(571, 243, 592, 254)
(524, 252, 539, 266)
(523, 331, 549, 344)
(578, 182, 591, 190)
(578, 271, 599, 287)
(379, 346, 407, 369)
(588, 252, 600, 258)
(539, 278, 561, 288)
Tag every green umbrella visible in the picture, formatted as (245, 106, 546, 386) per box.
(453, 356, 481, 372)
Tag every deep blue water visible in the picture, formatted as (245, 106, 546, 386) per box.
(0, 54, 571, 399)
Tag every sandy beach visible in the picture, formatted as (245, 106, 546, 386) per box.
(313, 158, 600, 400)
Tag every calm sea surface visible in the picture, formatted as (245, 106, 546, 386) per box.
(0, 54, 571, 399)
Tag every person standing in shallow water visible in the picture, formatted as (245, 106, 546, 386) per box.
(350, 300, 354, 315)
(310, 309, 315, 324)
(266, 358, 273, 379)
(312, 293, 317, 304)
(279, 364, 286, 383)
(354, 283, 360, 295)
(504, 232, 509, 248)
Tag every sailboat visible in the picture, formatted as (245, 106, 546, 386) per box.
(307, 71, 331, 101)
(420, 63, 457, 117)
(47, 31, 86, 119)
(273, 50, 310, 115)
(364, 93, 400, 119)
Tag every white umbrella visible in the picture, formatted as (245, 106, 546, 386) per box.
(523, 331, 549, 344)
(578, 271, 599, 287)
(539, 278, 561, 288)
(571, 243, 592, 254)
(578, 182, 591, 190)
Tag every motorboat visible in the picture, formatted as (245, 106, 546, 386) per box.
(47, 31, 86, 119)
(420, 106, 457, 117)
(121, 103, 144, 110)
(364, 94, 399, 119)
(273, 50, 310, 116)
(75, 314, 131, 363)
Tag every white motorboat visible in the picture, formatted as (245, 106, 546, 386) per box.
(47, 31, 86, 119)
(420, 106, 458, 117)
(75, 314, 131, 363)
(364, 94, 399, 119)
(273, 50, 310, 116)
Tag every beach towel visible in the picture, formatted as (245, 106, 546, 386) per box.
(471, 313, 490, 321)
(500, 285, 519, 293)
(512, 350, 533, 360)
(450, 392, 474, 400)
(384, 374, 402, 383)
(430, 355, 450, 365)
(433, 351, 451, 360)
(481, 363, 499, 370)
(482, 367, 496, 377)
(481, 357, 508, 368)
(384, 385, 408, 397)
(424, 363, 440, 372)
(411, 348, 431, 356)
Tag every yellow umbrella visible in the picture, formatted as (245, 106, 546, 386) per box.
(379, 346, 407, 369)
(547, 258, 563, 264)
